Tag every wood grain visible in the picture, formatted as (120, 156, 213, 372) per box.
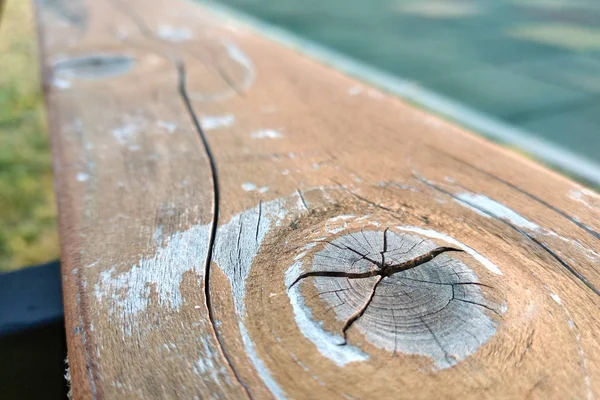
(35, 0, 600, 398)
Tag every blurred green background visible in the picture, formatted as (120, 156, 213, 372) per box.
(216, 0, 600, 164)
(0, 0, 60, 272)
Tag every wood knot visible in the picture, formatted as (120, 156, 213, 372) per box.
(53, 53, 135, 81)
(288, 226, 504, 369)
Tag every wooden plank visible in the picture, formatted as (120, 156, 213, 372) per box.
(35, 0, 600, 398)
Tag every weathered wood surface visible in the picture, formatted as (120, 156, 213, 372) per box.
(35, 0, 600, 398)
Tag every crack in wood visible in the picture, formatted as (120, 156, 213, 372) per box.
(290, 234, 466, 344)
(444, 152, 600, 241)
(177, 59, 253, 400)
(411, 164, 600, 297)
(101, 0, 253, 395)
(297, 188, 310, 211)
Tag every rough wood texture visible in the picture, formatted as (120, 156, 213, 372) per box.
(35, 0, 600, 398)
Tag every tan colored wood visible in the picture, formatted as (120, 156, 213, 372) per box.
(35, 0, 600, 398)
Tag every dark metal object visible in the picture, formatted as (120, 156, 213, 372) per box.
(0, 261, 64, 336)
(0, 261, 68, 399)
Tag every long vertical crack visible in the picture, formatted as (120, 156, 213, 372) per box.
(100, 0, 253, 396)
(101, 0, 253, 399)
(178, 61, 253, 399)
(104, 0, 252, 396)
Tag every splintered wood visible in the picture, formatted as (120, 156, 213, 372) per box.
(35, 0, 600, 398)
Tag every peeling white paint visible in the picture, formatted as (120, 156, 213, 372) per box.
(286, 260, 370, 366)
(76, 172, 89, 182)
(348, 86, 362, 95)
(211, 196, 299, 399)
(550, 292, 562, 305)
(325, 215, 354, 235)
(201, 115, 235, 131)
(112, 123, 139, 145)
(543, 230, 600, 262)
(330, 215, 355, 222)
(544, 287, 592, 400)
(94, 188, 506, 396)
(395, 226, 503, 275)
(569, 188, 600, 211)
(251, 129, 283, 139)
(53, 78, 71, 89)
(223, 40, 254, 76)
(157, 121, 177, 133)
(94, 225, 211, 336)
(157, 25, 192, 42)
(154, 225, 164, 246)
(242, 182, 257, 191)
(456, 193, 540, 231)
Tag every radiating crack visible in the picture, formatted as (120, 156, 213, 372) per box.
(290, 237, 465, 343)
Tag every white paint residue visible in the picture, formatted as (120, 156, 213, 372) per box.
(153, 225, 164, 246)
(330, 215, 355, 222)
(157, 25, 192, 42)
(251, 129, 283, 139)
(239, 324, 287, 399)
(544, 287, 592, 400)
(348, 86, 362, 95)
(224, 40, 254, 74)
(396, 226, 503, 275)
(112, 123, 139, 145)
(456, 193, 540, 231)
(241, 182, 269, 194)
(53, 78, 71, 89)
(211, 198, 293, 398)
(285, 261, 370, 366)
(201, 115, 235, 131)
(281, 169, 290, 176)
(325, 215, 355, 235)
(76, 172, 89, 182)
(569, 188, 600, 211)
(94, 225, 211, 336)
(242, 182, 257, 191)
(550, 292, 562, 305)
(543, 231, 600, 262)
(157, 121, 177, 133)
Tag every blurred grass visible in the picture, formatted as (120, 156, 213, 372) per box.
(0, 0, 60, 272)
